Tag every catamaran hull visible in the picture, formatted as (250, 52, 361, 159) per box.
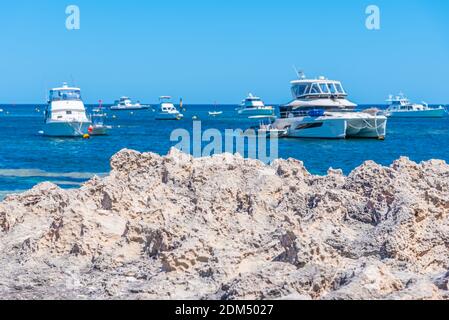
(42, 121, 92, 137)
(272, 114, 387, 139)
(386, 108, 446, 118)
(346, 117, 388, 138)
(273, 117, 347, 139)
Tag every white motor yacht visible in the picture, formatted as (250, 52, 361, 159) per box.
(42, 83, 92, 137)
(272, 74, 387, 139)
(237, 94, 275, 117)
(385, 94, 446, 118)
(110, 97, 150, 111)
(155, 96, 184, 120)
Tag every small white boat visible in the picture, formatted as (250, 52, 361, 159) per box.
(42, 83, 92, 137)
(209, 111, 223, 116)
(89, 122, 111, 136)
(272, 73, 387, 139)
(156, 96, 184, 120)
(110, 97, 150, 111)
(89, 102, 110, 136)
(385, 94, 447, 118)
(237, 94, 275, 117)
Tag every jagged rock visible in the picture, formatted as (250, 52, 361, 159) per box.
(0, 148, 448, 300)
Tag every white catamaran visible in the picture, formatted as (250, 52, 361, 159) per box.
(271, 73, 388, 139)
(42, 83, 92, 137)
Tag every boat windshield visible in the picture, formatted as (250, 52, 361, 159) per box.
(292, 81, 346, 97)
(50, 90, 81, 101)
(292, 84, 310, 97)
(334, 83, 345, 94)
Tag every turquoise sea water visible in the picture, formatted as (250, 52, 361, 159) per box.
(0, 104, 448, 198)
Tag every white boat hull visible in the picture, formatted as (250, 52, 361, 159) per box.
(274, 117, 347, 139)
(272, 113, 387, 139)
(110, 106, 150, 111)
(238, 108, 275, 117)
(90, 125, 110, 136)
(42, 121, 92, 137)
(155, 113, 184, 120)
(386, 108, 446, 118)
(345, 117, 387, 138)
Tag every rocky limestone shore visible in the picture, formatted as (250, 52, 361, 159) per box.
(1, 148, 449, 300)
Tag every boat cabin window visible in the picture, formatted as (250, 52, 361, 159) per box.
(310, 83, 321, 94)
(319, 83, 330, 94)
(66, 111, 72, 115)
(292, 84, 310, 97)
(50, 90, 81, 101)
(292, 81, 346, 97)
(335, 83, 345, 94)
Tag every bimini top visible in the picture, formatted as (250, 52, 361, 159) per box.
(290, 76, 348, 99)
(159, 96, 172, 101)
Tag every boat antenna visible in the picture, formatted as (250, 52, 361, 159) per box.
(293, 66, 305, 79)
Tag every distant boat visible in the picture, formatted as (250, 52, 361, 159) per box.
(209, 111, 223, 116)
(42, 83, 92, 137)
(90, 100, 111, 136)
(110, 97, 150, 111)
(155, 96, 184, 120)
(385, 94, 447, 118)
(237, 93, 275, 117)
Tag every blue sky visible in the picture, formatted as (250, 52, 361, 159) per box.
(0, 0, 448, 104)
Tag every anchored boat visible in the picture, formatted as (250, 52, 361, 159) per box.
(237, 94, 275, 117)
(155, 96, 184, 120)
(42, 83, 92, 137)
(271, 73, 387, 139)
(89, 101, 111, 136)
(385, 94, 447, 118)
(110, 97, 150, 111)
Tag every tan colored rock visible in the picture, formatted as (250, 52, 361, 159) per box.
(0, 148, 448, 300)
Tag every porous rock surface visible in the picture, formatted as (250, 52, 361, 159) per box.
(1, 148, 448, 300)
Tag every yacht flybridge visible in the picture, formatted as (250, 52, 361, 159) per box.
(385, 94, 447, 118)
(42, 83, 91, 137)
(237, 94, 275, 117)
(271, 74, 387, 139)
(110, 97, 150, 111)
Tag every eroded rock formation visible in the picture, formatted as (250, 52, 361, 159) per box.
(0, 148, 448, 300)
